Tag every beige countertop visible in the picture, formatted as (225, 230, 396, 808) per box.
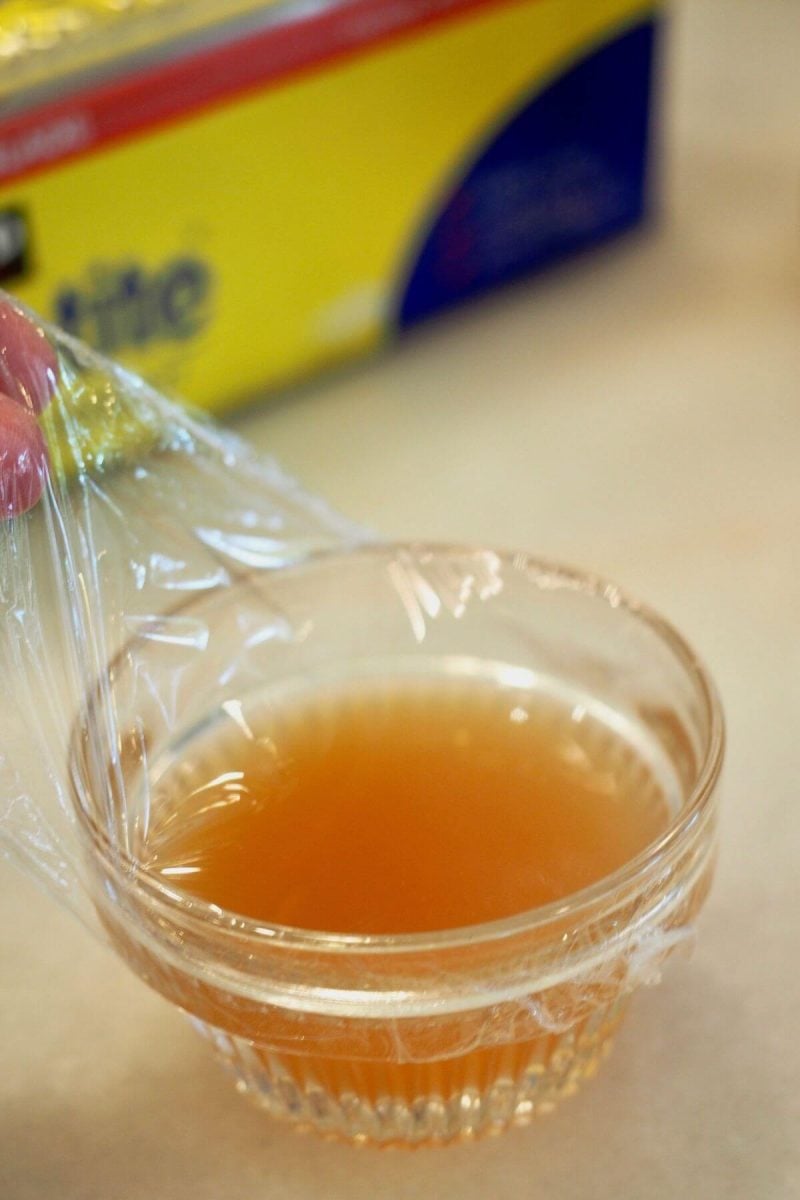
(2, 1, 799, 1196)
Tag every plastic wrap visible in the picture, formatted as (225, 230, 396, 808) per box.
(0, 292, 721, 1142)
(0, 289, 361, 933)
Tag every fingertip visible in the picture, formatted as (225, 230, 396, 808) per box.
(0, 300, 60, 416)
(0, 392, 48, 518)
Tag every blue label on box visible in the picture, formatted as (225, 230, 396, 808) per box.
(398, 19, 658, 326)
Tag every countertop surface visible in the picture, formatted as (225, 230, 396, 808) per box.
(2, 1, 799, 1196)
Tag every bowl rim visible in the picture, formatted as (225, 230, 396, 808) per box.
(69, 540, 725, 956)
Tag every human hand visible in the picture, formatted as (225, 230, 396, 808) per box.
(0, 300, 59, 518)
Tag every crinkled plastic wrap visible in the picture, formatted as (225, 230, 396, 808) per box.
(0, 290, 361, 934)
(0, 292, 721, 1142)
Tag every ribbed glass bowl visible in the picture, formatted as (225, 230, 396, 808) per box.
(69, 544, 723, 1146)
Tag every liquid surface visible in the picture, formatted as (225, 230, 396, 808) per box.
(146, 677, 670, 933)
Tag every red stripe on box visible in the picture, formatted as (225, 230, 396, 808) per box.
(0, 0, 528, 187)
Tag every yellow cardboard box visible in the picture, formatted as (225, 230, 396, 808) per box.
(1, 0, 661, 411)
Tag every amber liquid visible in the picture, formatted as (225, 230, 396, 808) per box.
(126, 675, 676, 1142)
(147, 676, 669, 932)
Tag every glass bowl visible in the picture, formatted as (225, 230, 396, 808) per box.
(69, 543, 723, 1147)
